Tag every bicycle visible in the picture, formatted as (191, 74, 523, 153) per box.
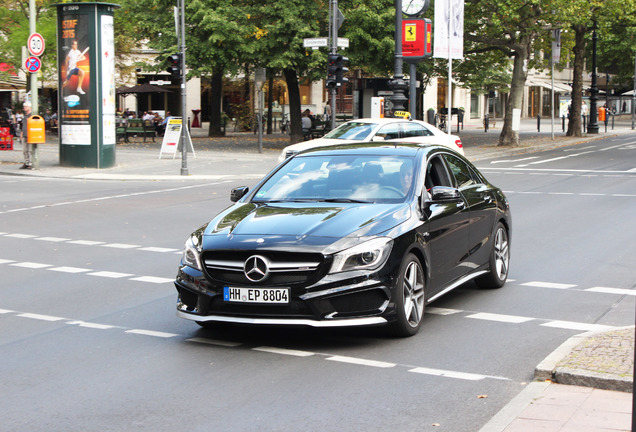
(280, 113, 290, 134)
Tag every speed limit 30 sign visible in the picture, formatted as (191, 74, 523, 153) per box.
(28, 33, 45, 57)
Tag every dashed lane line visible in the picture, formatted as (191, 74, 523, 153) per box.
(2, 232, 182, 255)
(0, 181, 232, 215)
(0, 258, 173, 285)
(0, 307, 510, 382)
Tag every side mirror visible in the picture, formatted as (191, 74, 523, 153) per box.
(372, 135, 385, 141)
(230, 186, 249, 202)
(429, 186, 461, 202)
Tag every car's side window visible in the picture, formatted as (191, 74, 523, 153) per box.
(443, 154, 476, 189)
(376, 124, 401, 140)
(402, 122, 434, 138)
(424, 155, 452, 191)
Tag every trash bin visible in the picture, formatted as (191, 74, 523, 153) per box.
(27, 115, 46, 144)
(427, 109, 436, 125)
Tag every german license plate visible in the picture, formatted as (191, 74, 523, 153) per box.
(223, 286, 289, 304)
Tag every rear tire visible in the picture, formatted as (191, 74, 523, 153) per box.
(476, 222, 509, 289)
(390, 253, 426, 337)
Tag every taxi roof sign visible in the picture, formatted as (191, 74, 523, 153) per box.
(393, 110, 412, 120)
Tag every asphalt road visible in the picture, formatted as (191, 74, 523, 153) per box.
(1, 133, 635, 432)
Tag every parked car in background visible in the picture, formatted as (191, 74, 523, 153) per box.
(279, 117, 464, 161)
(175, 142, 511, 337)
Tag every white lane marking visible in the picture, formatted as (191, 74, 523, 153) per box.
(253, 346, 315, 357)
(466, 312, 534, 324)
(48, 266, 92, 273)
(66, 321, 115, 330)
(541, 321, 615, 332)
(427, 307, 462, 315)
(0, 259, 16, 264)
(102, 243, 140, 249)
(138, 247, 180, 253)
(35, 237, 71, 242)
(0, 308, 15, 314)
(586, 287, 636, 296)
(11, 262, 52, 269)
(129, 276, 173, 284)
(478, 166, 636, 174)
(186, 337, 243, 347)
(521, 281, 577, 289)
(4, 232, 179, 255)
(408, 367, 509, 381)
(490, 157, 540, 164)
(326, 355, 396, 368)
(125, 329, 178, 338)
(18, 313, 65, 322)
(67, 240, 106, 246)
(525, 151, 596, 166)
(0, 181, 231, 215)
(88, 271, 134, 278)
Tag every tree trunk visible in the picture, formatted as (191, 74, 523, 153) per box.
(566, 26, 586, 137)
(283, 68, 303, 144)
(208, 69, 224, 137)
(498, 46, 530, 146)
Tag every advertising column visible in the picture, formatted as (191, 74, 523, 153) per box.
(56, 2, 119, 168)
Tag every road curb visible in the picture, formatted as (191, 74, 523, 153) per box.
(535, 326, 634, 392)
(477, 381, 551, 432)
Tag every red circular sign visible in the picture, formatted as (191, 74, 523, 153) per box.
(25, 56, 41, 73)
(28, 33, 45, 57)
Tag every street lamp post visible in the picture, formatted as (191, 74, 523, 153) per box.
(587, 23, 599, 134)
(388, 0, 408, 114)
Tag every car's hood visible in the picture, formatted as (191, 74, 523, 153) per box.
(203, 202, 410, 250)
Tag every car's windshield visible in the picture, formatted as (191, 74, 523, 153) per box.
(322, 122, 377, 140)
(253, 155, 415, 203)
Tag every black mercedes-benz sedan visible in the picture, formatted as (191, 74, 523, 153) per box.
(174, 143, 511, 336)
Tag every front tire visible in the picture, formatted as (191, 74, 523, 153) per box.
(390, 253, 426, 337)
(476, 222, 510, 289)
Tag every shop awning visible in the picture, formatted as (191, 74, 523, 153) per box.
(527, 80, 572, 93)
(0, 76, 26, 91)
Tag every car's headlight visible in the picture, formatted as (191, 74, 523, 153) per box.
(182, 235, 202, 271)
(330, 237, 393, 274)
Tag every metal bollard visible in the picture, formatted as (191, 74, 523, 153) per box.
(537, 115, 541, 132)
(484, 114, 489, 132)
(562, 116, 566, 132)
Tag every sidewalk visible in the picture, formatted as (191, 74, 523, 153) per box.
(0, 117, 633, 179)
(1, 117, 635, 431)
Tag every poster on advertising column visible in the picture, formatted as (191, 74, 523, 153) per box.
(59, 8, 91, 145)
(101, 14, 116, 146)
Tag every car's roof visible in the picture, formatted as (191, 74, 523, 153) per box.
(342, 118, 428, 126)
(295, 142, 453, 158)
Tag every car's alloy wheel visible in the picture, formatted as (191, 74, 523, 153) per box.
(477, 222, 509, 289)
(391, 253, 425, 337)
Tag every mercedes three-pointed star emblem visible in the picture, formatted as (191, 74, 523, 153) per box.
(243, 255, 269, 282)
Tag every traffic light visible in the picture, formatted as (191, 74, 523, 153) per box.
(326, 54, 338, 89)
(166, 53, 182, 79)
(326, 54, 349, 89)
(335, 55, 349, 86)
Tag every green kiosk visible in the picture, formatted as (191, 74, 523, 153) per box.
(56, 2, 119, 168)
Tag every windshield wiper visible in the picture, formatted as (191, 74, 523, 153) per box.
(321, 198, 373, 203)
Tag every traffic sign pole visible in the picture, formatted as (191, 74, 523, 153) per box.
(29, 0, 39, 169)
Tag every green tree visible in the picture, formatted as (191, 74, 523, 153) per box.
(464, 0, 556, 146)
(0, 0, 57, 83)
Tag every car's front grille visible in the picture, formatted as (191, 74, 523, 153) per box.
(202, 250, 325, 286)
